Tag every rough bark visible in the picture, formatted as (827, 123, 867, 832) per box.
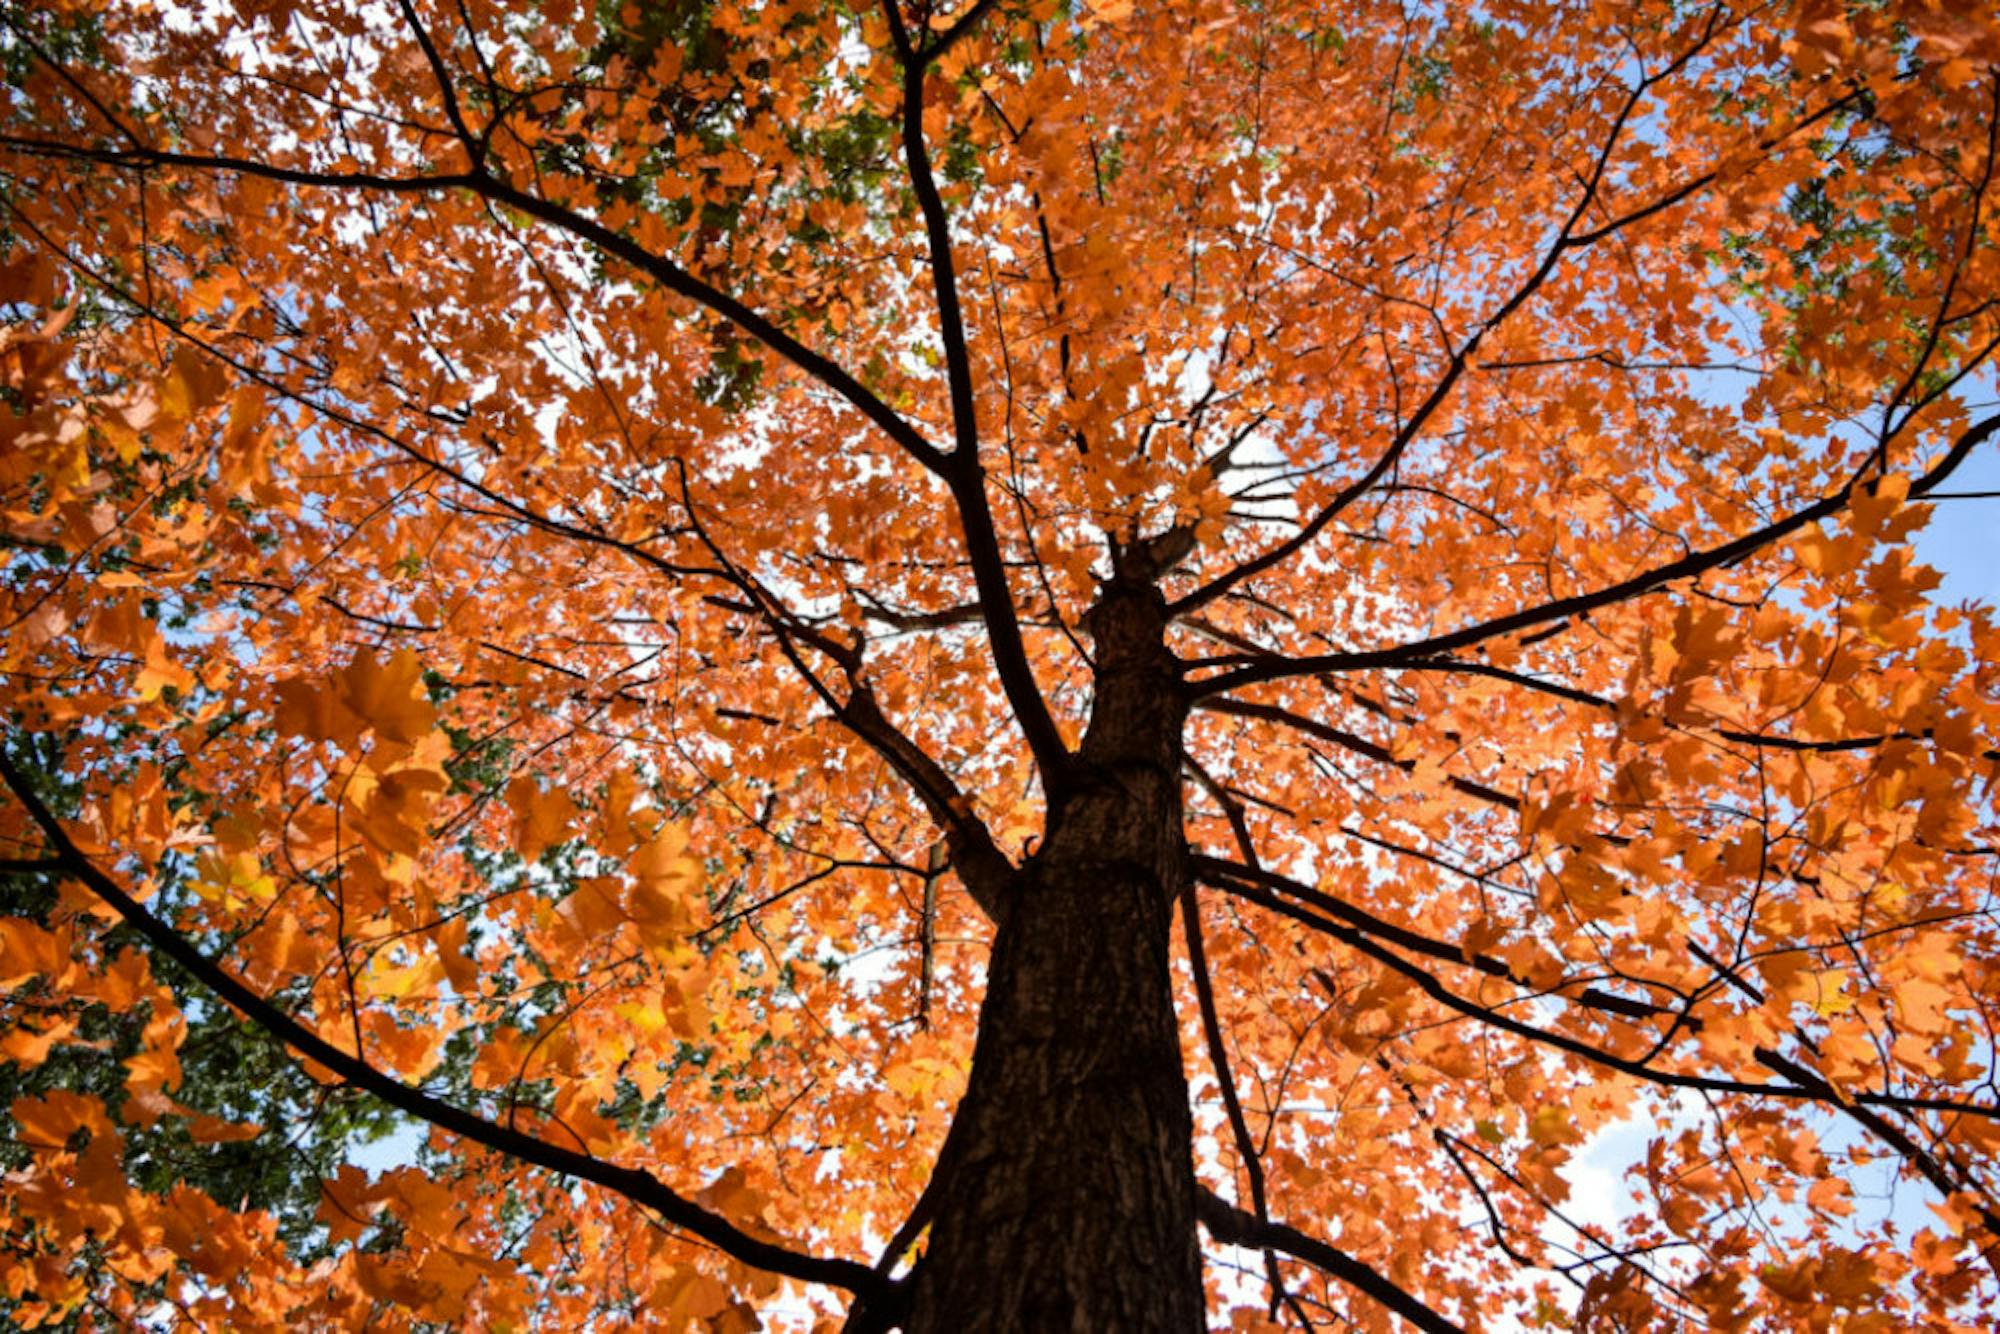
(900, 579, 1205, 1333)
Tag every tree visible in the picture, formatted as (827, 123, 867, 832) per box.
(1, 0, 1998, 1327)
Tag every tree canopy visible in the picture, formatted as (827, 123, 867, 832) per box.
(2, 0, 1999, 1329)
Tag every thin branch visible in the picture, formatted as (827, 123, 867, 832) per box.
(1180, 883, 1289, 1311)
(1195, 1188, 1465, 1334)
(1194, 858, 2000, 1124)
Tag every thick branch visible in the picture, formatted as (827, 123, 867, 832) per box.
(679, 510, 1017, 922)
(0, 747, 887, 1301)
(395, 0, 481, 160)
(1191, 411, 2000, 697)
(881, 4, 1073, 785)
(0, 133, 950, 479)
(919, 0, 1005, 65)
(835, 686, 1017, 918)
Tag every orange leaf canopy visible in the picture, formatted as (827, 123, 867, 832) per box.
(2, 0, 2000, 1329)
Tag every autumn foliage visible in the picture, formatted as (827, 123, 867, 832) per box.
(3, 0, 2000, 1328)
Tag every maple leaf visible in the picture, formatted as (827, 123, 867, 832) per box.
(10, 1091, 112, 1149)
(337, 649, 438, 745)
(506, 775, 579, 862)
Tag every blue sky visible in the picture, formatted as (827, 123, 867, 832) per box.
(1916, 440, 2000, 607)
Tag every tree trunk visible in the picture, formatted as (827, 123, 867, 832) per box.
(902, 580, 1203, 1333)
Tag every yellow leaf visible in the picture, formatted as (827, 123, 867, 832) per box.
(190, 850, 277, 907)
(366, 950, 446, 1001)
(1811, 979, 1854, 1017)
(132, 637, 195, 702)
(614, 998, 669, 1035)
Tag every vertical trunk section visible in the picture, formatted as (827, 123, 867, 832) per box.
(900, 852, 1201, 1331)
(903, 582, 1202, 1333)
